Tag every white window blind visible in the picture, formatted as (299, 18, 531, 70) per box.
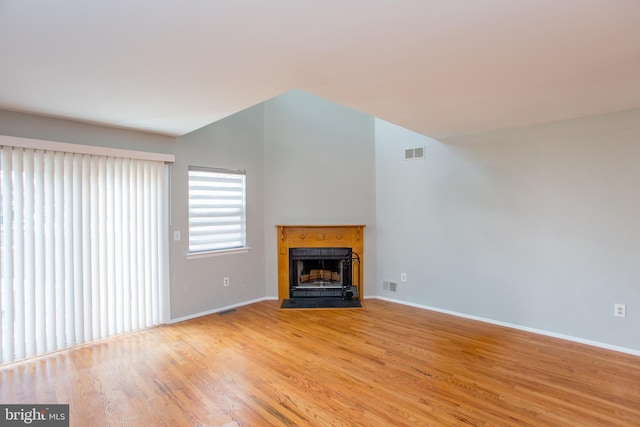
(188, 167, 246, 253)
(0, 145, 168, 365)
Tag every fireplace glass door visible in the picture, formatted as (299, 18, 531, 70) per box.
(289, 248, 353, 298)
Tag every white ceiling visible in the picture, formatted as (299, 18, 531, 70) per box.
(1, 0, 639, 139)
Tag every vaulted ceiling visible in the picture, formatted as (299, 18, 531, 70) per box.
(1, 0, 639, 139)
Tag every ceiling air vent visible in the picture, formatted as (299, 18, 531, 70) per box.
(404, 146, 426, 160)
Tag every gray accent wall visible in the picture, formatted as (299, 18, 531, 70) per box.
(375, 109, 640, 351)
(263, 91, 377, 298)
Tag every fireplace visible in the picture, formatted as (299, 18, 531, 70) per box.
(276, 225, 365, 299)
(289, 247, 358, 299)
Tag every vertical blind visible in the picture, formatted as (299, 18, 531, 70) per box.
(0, 145, 167, 364)
(188, 167, 246, 253)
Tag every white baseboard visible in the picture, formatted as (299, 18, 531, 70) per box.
(169, 295, 639, 357)
(371, 296, 640, 357)
(168, 296, 277, 324)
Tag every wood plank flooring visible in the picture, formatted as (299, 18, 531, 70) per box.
(1, 299, 639, 426)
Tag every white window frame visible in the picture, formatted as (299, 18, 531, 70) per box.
(187, 166, 248, 257)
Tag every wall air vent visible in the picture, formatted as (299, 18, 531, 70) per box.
(404, 149, 414, 160)
(389, 281, 398, 292)
(383, 280, 390, 291)
(404, 146, 426, 160)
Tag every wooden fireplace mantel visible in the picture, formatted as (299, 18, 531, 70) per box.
(277, 225, 365, 299)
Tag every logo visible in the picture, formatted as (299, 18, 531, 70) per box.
(0, 405, 68, 426)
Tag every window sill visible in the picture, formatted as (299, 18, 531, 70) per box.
(187, 247, 251, 260)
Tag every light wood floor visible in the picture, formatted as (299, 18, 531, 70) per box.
(1, 299, 638, 426)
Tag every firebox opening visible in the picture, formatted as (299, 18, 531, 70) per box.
(289, 247, 356, 299)
(296, 259, 344, 288)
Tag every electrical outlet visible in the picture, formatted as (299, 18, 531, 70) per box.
(400, 273, 407, 282)
(614, 304, 626, 318)
(223, 277, 230, 287)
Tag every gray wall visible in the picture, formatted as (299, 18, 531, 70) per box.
(170, 104, 266, 319)
(0, 92, 377, 319)
(0, 109, 175, 153)
(0, 108, 267, 321)
(4, 101, 639, 351)
(263, 91, 377, 297)
(8, 98, 640, 349)
(375, 109, 640, 350)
